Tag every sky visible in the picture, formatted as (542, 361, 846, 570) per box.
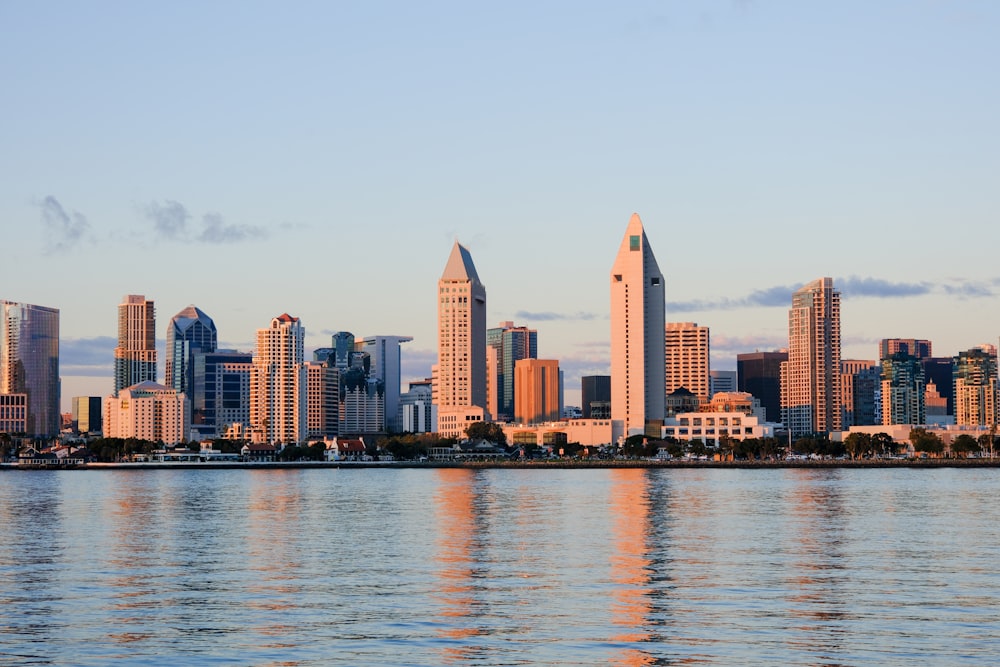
(2, 1, 999, 412)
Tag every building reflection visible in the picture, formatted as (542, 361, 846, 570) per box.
(783, 469, 849, 658)
(433, 468, 487, 663)
(608, 468, 657, 666)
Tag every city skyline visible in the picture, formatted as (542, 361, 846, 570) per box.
(3, 3, 999, 410)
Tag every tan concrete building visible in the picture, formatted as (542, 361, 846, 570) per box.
(250, 314, 306, 445)
(114, 294, 156, 396)
(514, 359, 560, 424)
(104, 381, 189, 445)
(665, 322, 710, 402)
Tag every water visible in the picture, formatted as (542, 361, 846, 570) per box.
(2, 467, 999, 665)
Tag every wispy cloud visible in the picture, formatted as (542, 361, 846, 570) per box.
(837, 276, 932, 298)
(144, 200, 267, 244)
(710, 334, 787, 353)
(60, 336, 115, 376)
(669, 284, 796, 313)
(942, 280, 995, 298)
(514, 311, 605, 322)
(38, 196, 93, 254)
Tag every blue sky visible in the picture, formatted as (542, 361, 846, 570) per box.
(2, 1, 998, 411)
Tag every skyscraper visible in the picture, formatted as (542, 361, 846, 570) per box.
(782, 277, 842, 436)
(953, 345, 998, 427)
(165, 305, 217, 398)
(737, 351, 787, 423)
(487, 321, 537, 422)
(435, 241, 488, 439)
(665, 322, 710, 402)
(880, 352, 925, 425)
(114, 294, 156, 396)
(514, 359, 560, 424)
(251, 314, 306, 444)
(0, 301, 60, 436)
(610, 213, 666, 441)
(879, 338, 932, 360)
(359, 335, 413, 432)
(191, 349, 252, 439)
(580, 375, 611, 419)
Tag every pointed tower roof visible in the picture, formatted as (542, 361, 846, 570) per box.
(171, 305, 215, 330)
(441, 241, 481, 283)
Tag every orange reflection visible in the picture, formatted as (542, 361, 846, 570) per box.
(433, 468, 483, 663)
(608, 469, 655, 666)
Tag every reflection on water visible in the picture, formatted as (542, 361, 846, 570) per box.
(2, 467, 1000, 665)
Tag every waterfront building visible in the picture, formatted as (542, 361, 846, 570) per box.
(709, 370, 737, 397)
(487, 322, 538, 422)
(103, 381, 189, 445)
(662, 409, 774, 446)
(514, 359, 560, 425)
(0, 394, 27, 434)
(0, 301, 60, 436)
(435, 241, 488, 439)
(114, 295, 156, 396)
(191, 350, 252, 440)
(879, 352, 925, 425)
(581, 375, 611, 419)
(610, 213, 666, 441)
(781, 277, 842, 436)
(400, 379, 434, 433)
(841, 359, 879, 428)
(737, 351, 787, 424)
(499, 418, 614, 449)
(666, 387, 701, 416)
(879, 338, 932, 360)
(305, 360, 339, 439)
(358, 335, 412, 432)
(250, 314, 306, 445)
(165, 305, 217, 399)
(665, 322, 710, 402)
(953, 345, 998, 427)
(71, 396, 103, 434)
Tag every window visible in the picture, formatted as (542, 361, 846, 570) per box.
(629, 235, 640, 251)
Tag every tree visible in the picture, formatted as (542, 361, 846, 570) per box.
(844, 432, 873, 460)
(871, 432, 897, 457)
(909, 428, 944, 457)
(950, 434, 980, 459)
(465, 422, 507, 446)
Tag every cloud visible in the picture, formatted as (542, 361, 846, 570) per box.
(39, 196, 92, 253)
(942, 281, 995, 298)
(199, 212, 267, 243)
(145, 200, 190, 239)
(836, 276, 932, 298)
(60, 336, 116, 376)
(513, 311, 604, 322)
(669, 284, 796, 313)
(710, 334, 787, 353)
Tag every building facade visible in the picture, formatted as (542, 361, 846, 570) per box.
(953, 346, 998, 427)
(71, 396, 103, 434)
(514, 359, 560, 425)
(840, 359, 878, 428)
(400, 379, 434, 433)
(191, 350, 252, 440)
(435, 241, 488, 438)
(114, 295, 156, 396)
(879, 338, 932, 360)
(250, 314, 306, 445)
(103, 381, 189, 445)
(0, 301, 60, 436)
(665, 322, 710, 402)
(581, 375, 611, 419)
(165, 305, 217, 399)
(610, 213, 666, 441)
(737, 351, 787, 424)
(359, 335, 412, 432)
(782, 277, 842, 436)
(879, 352, 925, 425)
(487, 322, 538, 423)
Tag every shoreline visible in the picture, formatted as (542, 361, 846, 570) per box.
(4, 458, 1000, 470)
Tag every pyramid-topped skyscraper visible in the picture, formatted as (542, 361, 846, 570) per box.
(610, 213, 666, 441)
(435, 241, 488, 438)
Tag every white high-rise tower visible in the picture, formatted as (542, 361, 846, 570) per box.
(435, 241, 488, 439)
(250, 313, 306, 444)
(610, 213, 666, 442)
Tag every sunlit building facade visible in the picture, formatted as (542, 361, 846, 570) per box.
(103, 381, 189, 445)
(879, 352, 925, 425)
(114, 294, 156, 396)
(953, 345, 998, 427)
(514, 359, 560, 425)
(1, 301, 60, 436)
(165, 305, 217, 398)
(610, 213, 665, 441)
(487, 322, 537, 423)
(665, 322, 710, 402)
(251, 314, 306, 444)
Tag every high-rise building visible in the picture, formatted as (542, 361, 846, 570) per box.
(580, 375, 611, 419)
(305, 360, 339, 439)
(841, 359, 879, 427)
(400, 379, 434, 433)
(879, 353, 925, 425)
(0, 301, 60, 436)
(610, 213, 665, 440)
(737, 351, 787, 423)
(665, 322, 710, 402)
(435, 241, 488, 439)
(953, 345, 998, 427)
(359, 335, 412, 432)
(879, 338, 932, 360)
(781, 277, 842, 436)
(165, 305, 217, 399)
(191, 349, 252, 440)
(331, 332, 356, 370)
(514, 359, 560, 424)
(487, 322, 538, 422)
(114, 295, 156, 396)
(104, 381, 189, 445)
(922, 357, 955, 417)
(71, 396, 103, 434)
(339, 350, 385, 434)
(709, 370, 737, 397)
(250, 314, 306, 444)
